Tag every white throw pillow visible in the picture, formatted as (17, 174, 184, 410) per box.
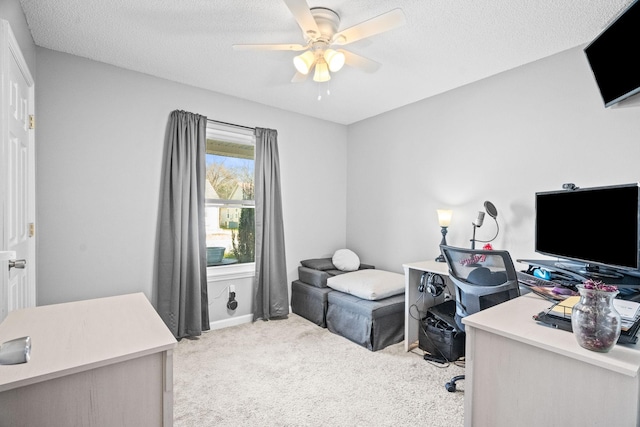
(332, 249, 360, 271)
(327, 269, 405, 301)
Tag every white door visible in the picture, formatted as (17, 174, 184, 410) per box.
(1, 20, 35, 322)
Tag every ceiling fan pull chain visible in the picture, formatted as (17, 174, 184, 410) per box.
(316, 81, 331, 101)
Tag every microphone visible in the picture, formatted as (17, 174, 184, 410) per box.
(473, 211, 485, 227)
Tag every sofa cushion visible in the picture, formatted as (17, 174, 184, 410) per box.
(332, 249, 360, 271)
(326, 291, 405, 351)
(298, 267, 331, 288)
(300, 258, 336, 271)
(291, 280, 333, 327)
(327, 269, 405, 301)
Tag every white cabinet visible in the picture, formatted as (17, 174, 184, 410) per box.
(0, 293, 177, 426)
(463, 294, 640, 426)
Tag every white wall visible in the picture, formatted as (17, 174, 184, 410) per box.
(0, 0, 35, 73)
(35, 48, 348, 323)
(346, 46, 640, 274)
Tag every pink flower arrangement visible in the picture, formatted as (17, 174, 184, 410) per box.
(582, 279, 618, 292)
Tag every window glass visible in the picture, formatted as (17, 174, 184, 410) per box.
(205, 125, 255, 267)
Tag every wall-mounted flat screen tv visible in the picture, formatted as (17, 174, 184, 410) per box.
(584, 0, 640, 107)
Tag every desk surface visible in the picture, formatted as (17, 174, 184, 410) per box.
(402, 260, 450, 276)
(463, 293, 640, 377)
(0, 293, 177, 392)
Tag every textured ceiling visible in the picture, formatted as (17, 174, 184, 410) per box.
(19, 0, 632, 125)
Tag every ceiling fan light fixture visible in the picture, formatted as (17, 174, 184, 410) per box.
(313, 59, 331, 82)
(293, 50, 315, 75)
(235, 3, 406, 90)
(324, 49, 345, 72)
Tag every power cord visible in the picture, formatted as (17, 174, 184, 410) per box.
(212, 286, 231, 299)
(409, 289, 438, 321)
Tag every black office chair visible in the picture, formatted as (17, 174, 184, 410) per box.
(439, 245, 521, 392)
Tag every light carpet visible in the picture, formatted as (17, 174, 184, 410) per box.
(173, 313, 465, 426)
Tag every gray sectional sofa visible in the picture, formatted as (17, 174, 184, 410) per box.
(291, 257, 405, 351)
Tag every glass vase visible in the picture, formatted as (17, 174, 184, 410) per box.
(571, 285, 621, 352)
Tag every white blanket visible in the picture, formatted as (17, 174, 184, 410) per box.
(327, 269, 404, 301)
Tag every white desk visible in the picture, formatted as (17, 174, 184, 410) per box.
(463, 293, 640, 427)
(0, 293, 177, 426)
(402, 260, 452, 351)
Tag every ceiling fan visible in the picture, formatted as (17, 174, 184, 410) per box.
(232, 0, 406, 83)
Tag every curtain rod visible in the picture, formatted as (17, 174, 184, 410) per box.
(207, 119, 255, 131)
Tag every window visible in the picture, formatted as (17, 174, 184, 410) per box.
(205, 123, 255, 271)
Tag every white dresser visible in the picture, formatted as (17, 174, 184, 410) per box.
(0, 293, 177, 426)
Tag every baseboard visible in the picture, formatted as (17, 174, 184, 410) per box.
(208, 305, 293, 330)
(209, 314, 253, 330)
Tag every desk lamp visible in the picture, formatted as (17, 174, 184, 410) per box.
(471, 201, 499, 249)
(435, 209, 452, 262)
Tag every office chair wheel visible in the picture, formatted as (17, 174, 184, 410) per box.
(445, 375, 465, 392)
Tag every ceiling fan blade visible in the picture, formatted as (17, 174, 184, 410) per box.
(291, 71, 309, 83)
(232, 43, 307, 51)
(332, 8, 406, 45)
(341, 50, 381, 73)
(282, 0, 320, 39)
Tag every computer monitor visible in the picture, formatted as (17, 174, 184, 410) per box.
(535, 183, 640, 276)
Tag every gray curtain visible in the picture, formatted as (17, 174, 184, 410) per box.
(253, 127, 289, 320)
(156, 110, 210, 338)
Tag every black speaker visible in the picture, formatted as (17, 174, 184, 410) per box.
(227, 291, 238, 310)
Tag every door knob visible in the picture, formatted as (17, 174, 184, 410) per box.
(8, 259, 26, 270)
